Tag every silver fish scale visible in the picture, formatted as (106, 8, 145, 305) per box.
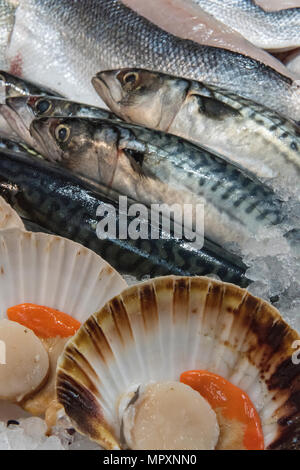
(196, 82, 297, 129)
(192, 81, 300, 158)
(118, 123, 282, 229)
(21, 0, 300, 121)
(193, 0, 300, 49)
(0, 0, 14, 69)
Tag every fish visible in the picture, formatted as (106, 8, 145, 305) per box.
(4, 0, 300, 121)
(0, 146, 249, 286)
(30, 116, 284, 249)
(191, 0, 300, 51)
(257, 1, 300, 10)
(0, 0, 15, 69)
(0, 71, 62, 141)
(94, 68, 300, 193)
(122, 0, 294, 78)
(1, 95, 120, 152)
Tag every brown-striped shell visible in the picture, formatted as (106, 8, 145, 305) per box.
(56, 276, 300, 450)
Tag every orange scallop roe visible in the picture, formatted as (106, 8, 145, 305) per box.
(7, 303, 81, 338)
(180, 370, 264, 450)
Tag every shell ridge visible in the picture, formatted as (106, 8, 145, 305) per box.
(81, 314, 125, 399)
(188, 277, 210, 370)
(0, 233, 14, 309)
(57, 370, 120, 450)
(105, 299, 135, 388)
(62, 345, 117, 420)
(199, 281, 222, 370)
(209, 284, 245, 377)
(58, 239, 78, 310)
(140, 282, 161, 379)
(66, 249, 93, 315)
(119, 288, 149, 384)
(58, 346, 118, 428)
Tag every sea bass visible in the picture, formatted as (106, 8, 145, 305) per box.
(94, 68, 300, 194)
(4, 0, 300, 121)
(30, 116, 284, 249)
(122, 0, 294, 78)
(0, 146, 248, 286)
(1, 95, 120, 152)
(192, 0, 300, 51)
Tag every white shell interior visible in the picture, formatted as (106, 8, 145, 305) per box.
(0, 228, 127, 322)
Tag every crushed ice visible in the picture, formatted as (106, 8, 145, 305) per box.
(0, 418, 64, 450)
(0, 416, 102, 450)
(227, 186, 300, 329)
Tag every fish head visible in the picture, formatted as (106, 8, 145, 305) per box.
(26, 96, 84, 119)
(0, 95, 38, 150)
(30, 116, 73, 162)
(26, 95, 57, 118)
(5, 95, 37, 129)
(4, 95, 68, 132)
(93, 69, 188, 131)
(1, 95, 67, 154)
(0, 71, 62, 104)
(25, 96, 113, 121)
(30, 117, 121, 186)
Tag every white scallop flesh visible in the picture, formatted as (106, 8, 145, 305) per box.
(122, 381, 220, 450)
(0, 319, 49, 402)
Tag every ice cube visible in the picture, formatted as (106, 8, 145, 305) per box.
(37, 435, 65, 450)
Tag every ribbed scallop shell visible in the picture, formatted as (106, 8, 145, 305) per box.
(0, 197, 24, 231)
(0, 228, 127, 322)
(57, 276, 300, 450)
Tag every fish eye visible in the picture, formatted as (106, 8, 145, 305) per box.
(118, 71, 139, 88)
(55, 124, 70, 143)
(35, 99, 52, 115)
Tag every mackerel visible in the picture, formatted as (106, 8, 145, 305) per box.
(0, 147, 249, 285)
(31, 116, 284, 249)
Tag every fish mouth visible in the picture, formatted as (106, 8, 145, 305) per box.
(30, 119, 64, 162)
(5, 96, 35, 123)
(92, 72, 122, 109)
(0, 102, 34, 146)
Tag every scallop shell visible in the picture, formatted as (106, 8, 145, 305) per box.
(0, 228, 127, 322)
(57, 276, 300, 450)
(0, 197, 24, 231)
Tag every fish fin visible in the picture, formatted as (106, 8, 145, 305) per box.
(191, 93, 240, 120)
